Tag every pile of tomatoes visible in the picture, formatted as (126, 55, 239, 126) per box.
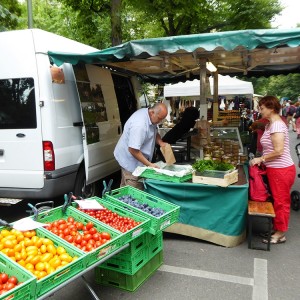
(0, 272, 20, 296)
(77, 208, 141, 233)
(46, 217, 111, 252)
(0, 229, 77, 280)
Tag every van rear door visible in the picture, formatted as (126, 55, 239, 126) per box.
(0, 31, 44, 189)
(0, 79, 44, 188)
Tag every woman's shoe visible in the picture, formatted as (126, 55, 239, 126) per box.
(259, 231, 275, 238)
(262, 235, 286, 244)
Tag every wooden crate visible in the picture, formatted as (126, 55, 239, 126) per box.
(192, 169, 238, 187)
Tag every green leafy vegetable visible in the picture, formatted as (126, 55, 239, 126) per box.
(192, 159, 234, 173)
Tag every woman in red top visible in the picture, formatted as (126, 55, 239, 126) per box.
(250, 96, 296, 244)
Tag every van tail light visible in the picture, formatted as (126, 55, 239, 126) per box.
(43, 141, 55, 171)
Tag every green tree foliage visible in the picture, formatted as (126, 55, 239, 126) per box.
(0, 1, 22, 31)
(244, 74, 300, 101)
(126, 0, 282, 37)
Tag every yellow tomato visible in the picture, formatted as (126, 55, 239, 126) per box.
(25, 263, 34, 272)
(59, 253, 72, 263)
(40, 244, 47, 254)
(18, 259, 26, 267)
(38, 271, 47, 280)
(3, 239, 14, 249)
(1, 229, 11, 237)
(56, 246, 66, 255)
(34, 238, 43, 248)
(31, 255, 41, 266)
(47, 244, 56, 255)
(35, 262, 45, 272)
(49, 258, 61, 269)
(21, 248, 27, 260)
(7, 249, 15, 257)
(42, 238, 53, 246)
(24, 239, 34, 247)
(40, 253, 53, 263)
(14, 244, 22, 253)
(14, 251, 22, 261)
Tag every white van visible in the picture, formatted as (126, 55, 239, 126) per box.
(0, 29, 143, 200)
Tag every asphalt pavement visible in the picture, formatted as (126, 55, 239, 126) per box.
(2, 131, 300, 300)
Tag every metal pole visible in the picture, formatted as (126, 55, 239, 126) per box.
(27, 0, 33, 28)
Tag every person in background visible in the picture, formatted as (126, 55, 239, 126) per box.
(114, 103, 168, 190)
(250, 95, 296, 244)
(293, 102, 300, 139)
(286, 100, 296, 131)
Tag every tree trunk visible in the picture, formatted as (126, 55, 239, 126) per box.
(111, 0, 122, 46)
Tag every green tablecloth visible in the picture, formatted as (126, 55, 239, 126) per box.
(144, 166, 248, 247)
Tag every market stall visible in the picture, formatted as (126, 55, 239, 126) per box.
(144, 165, 248, 248)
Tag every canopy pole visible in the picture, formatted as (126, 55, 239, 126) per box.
(213, 72, 219, 122)
(199, 58, 207, 119)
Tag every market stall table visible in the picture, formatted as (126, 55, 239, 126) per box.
(144, 165, 248, 247)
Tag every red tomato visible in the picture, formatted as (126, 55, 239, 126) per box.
(101, 232, 111, 240)
(89, 227, 97, 235)
(5, 282, 15, 291)
(74, 235, 82, 244)
(58, 219, 66, 225)
(8, 276, 18, 285)
(83, 234, 92, 241)
(0, 273, 8, 284)
(86, 222, 94, 230)
(76, 222, 84, 230)
(65, 235, 74, 243)
(67, 217, 75, 223)
(92, 233, 100, 241)
(63, 228, 70, 236)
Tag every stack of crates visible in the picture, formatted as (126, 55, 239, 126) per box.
(95, 231, 163, 291)
(94, 186, 180, 292)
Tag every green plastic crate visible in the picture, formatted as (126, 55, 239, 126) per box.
(0, 226, 86, 299)
(95, 250, 163, 292)
(30, 228, 86, 298)
(139, 168, 192, 183)
(80, 196, 151, 246)
(35, 206, 123, 267)
(100, 242, 149, 275)
(147, 231, 163, 260)
(100, 231, 163, 275)
(119, 232, 147, 255)
(0, 252, 36, 300)
(104, 186, 180, 235)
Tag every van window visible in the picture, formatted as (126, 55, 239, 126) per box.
(0, 78, 37, 129)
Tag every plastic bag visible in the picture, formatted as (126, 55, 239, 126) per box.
(249, 164, 270, 202)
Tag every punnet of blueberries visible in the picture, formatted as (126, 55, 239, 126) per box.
(118, 195, 166, 217)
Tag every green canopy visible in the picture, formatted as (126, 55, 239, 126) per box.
(48, 28, 300, 83)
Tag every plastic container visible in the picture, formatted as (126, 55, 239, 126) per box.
(0, 226, 85, 299)
(139, 168, 192, 183)
(0, 252, 36, 300)
(35, 206, 123, 267)
(104, 186, 180, 235)
(95, 250, 163, 292)
(100, 232, 163, 275)
(78, 196, 151, 246)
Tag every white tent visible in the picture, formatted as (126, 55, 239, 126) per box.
(164, 75, 254, 97)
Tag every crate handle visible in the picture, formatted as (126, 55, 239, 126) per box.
(0, 256, 7, 267)
(54, 267, 71, 279)
(146, 195, 158, 203)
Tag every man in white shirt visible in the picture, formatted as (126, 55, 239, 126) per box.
(114, 103, 168, 190)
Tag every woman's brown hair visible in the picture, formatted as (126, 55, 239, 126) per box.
(258, 95, 281, 114)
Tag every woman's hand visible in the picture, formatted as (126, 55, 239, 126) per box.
(250, 156, 264, 166)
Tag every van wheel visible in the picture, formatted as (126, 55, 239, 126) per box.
(74, 167, 98, 198)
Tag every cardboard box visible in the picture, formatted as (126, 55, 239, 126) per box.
(192, 169, 238, 187)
